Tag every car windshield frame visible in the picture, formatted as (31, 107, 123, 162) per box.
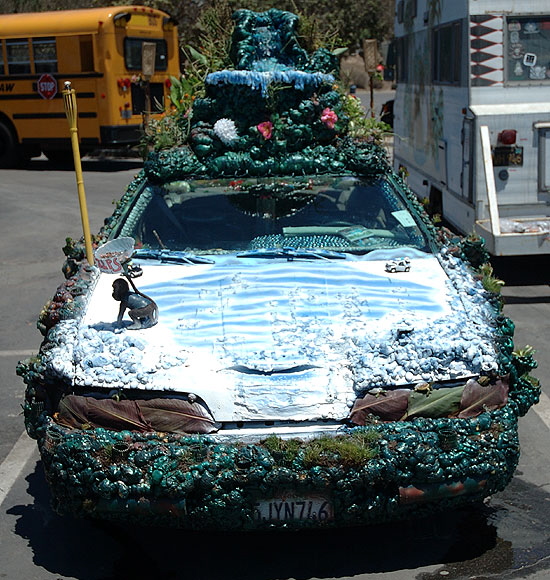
(113, 175, 434, 256)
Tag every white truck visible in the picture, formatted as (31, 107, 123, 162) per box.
(393, 0, 550, 255)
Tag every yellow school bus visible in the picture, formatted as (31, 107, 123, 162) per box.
(0, 5, 180, 166)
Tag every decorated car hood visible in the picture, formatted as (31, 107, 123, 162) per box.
(44, 248, 499, 422)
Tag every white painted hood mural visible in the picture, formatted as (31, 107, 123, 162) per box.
(44, 249, 499, 422)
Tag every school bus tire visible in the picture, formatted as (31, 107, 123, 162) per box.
(0, 121, 18, 169)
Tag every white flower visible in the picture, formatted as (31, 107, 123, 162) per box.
(213, 118, 239, 145)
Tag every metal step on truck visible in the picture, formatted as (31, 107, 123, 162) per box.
(393, 0, 550, 255)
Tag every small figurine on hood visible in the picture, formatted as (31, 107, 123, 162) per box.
(112, 277, 158, 329)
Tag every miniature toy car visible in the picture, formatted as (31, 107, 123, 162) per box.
(385, 257, 411, 272)
(18, 8, 540, 531)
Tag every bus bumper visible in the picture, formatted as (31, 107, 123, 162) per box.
(100, 125, 142, 145)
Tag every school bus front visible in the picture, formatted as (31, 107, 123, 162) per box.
(0, 6, 180, 166)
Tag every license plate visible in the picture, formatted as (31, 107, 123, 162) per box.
(254, 495, 334, 522)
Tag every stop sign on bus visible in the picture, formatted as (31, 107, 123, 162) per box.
(37, 73, 57, 100)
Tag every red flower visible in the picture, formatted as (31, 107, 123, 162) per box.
(229, 180, 244, 190)
(257, 121, 273, 140)
(321, 108, 338, 129)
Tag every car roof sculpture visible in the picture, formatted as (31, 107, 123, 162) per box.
(18, 8, 540, 530)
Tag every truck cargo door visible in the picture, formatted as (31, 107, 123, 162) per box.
(461, 117, 474, 204)
(437, 139, 447, 186)
(535, 122, 550, 192)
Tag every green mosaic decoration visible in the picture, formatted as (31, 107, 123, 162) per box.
(17, 9, 540, 530)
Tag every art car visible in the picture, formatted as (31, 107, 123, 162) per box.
(18, 9, 540, 530)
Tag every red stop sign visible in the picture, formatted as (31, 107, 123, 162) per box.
(37, 73, 58, 100)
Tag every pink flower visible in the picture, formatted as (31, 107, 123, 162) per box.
(321, 108, 338, 129)
(257, 121, 273, 140)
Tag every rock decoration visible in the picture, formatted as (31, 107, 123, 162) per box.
(16, 8, 541, 530)
(37, 265, 95, 335)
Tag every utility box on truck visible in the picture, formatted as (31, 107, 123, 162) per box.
(393, 0, 550, 255)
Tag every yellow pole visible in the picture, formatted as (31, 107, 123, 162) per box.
(62, 81, 95, 266)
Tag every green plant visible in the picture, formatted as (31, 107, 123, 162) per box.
(262, 434, 302, 466)
(341, 94, 391, 144)
(141, 0, 236, 152)
(183, 0, 234, 88)
(512, 345, 535, 358)
(168, 75, 198, 114)
(265, 83, 294, 114)
(478, 263, 505, 294)
(523, 374, 540, 387)
(140, 110, 188, 153)
(262, 431, 379, 469)
(295, 7, 342, 52)
(302, 431, 379, 468)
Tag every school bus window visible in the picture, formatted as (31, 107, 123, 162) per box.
(32, 37, 57, 73)
(124, 37, 167, 71)
(0, 42, 4, 76)
(6, 39, 31, 75)
(80, 36, 94, 72)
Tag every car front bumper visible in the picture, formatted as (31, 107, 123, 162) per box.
(32, 405, 522, 530)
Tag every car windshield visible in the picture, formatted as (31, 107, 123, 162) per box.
(115, 175, 431, 255)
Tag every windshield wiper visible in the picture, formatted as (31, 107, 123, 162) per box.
(237, 247, 347, 261)
(133, 249, 214, 265)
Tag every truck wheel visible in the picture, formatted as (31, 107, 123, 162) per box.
(0, 122, 18, 168)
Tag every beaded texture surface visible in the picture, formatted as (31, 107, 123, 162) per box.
(16, 9, 540, 530)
